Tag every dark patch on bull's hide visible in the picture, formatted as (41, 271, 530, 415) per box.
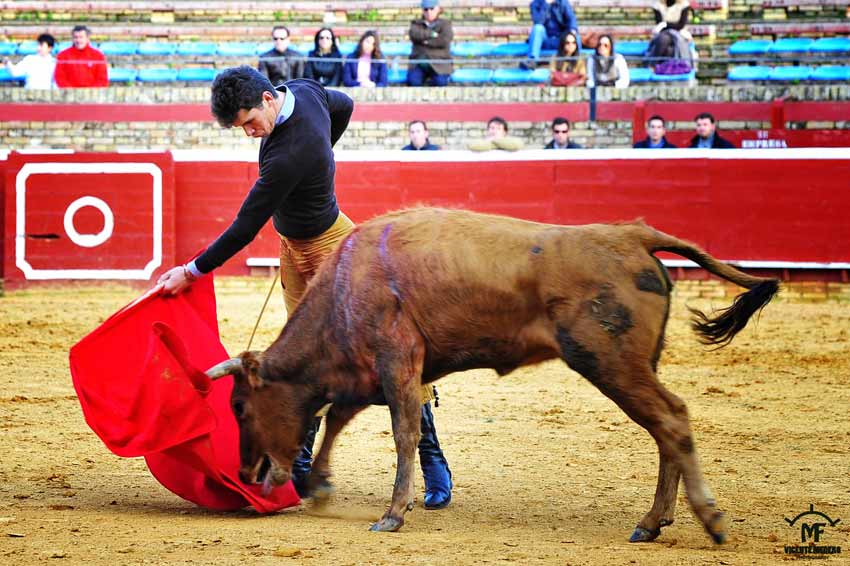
(531, 245, 543, 255)
(556, 327, 600, 382)
(585, 286, 634, 337)
(422, 337, 523, 380)
(635, 268, 668, 296)
(678, 435, 694, 454)
(649, 257, 673, 372)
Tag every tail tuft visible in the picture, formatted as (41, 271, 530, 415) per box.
(689, 279, 779, 348)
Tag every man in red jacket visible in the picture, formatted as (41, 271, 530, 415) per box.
(54, 25, 108, 88)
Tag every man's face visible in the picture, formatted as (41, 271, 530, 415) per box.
(232, 91, 278, 138)
(647, 119, 666, 143)
(552, 123, 570, 145)
(409, 122, 428, 148)
(695, 118, 715, 139)
(423, 6, 441, 23)
(37, 41, 52, 57)
(272, 30, 290, 53)
(487, 121, 507, 139)
(72, 30, 89, 50)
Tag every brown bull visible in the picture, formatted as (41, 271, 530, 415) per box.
(206, 207, 778, 543)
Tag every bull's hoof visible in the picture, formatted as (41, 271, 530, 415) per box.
(369, 516, 404, 532)
(629, 526, 661, 543)
(710, 530, 726, 545)
(707, 511, 727, 544)
(311, 480, 335, 501)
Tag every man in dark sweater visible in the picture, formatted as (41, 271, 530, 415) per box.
(158, 66, 453, 509)
(633, 114, 677, 148)
(689, 112, 735, 149)
(258, 25, 304, 85)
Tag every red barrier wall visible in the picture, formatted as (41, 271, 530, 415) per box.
(2, 150, 849, 288)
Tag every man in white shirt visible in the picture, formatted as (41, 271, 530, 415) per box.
(3, 33, 57, 89)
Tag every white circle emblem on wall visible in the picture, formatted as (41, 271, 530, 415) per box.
(63, 196, 115, 248)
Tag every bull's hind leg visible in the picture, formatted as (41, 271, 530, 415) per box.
(557, 328, 724, 544)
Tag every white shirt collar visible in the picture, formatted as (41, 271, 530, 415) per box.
(274, 85, 296, 126)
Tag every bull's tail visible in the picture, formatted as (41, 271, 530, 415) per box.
(639, 226, 779, 348)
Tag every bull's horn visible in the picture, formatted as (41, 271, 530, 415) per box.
(205, 358, 243, 380)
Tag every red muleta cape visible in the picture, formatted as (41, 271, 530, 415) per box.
(69, 275, 299, 512)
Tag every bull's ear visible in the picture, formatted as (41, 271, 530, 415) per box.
(239, 351, 264, 389)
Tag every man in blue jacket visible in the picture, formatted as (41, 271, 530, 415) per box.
(526, 0, 579, 67)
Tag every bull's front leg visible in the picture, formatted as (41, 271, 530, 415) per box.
(309, 404, 367, 500)
(370, 350, 424, 532)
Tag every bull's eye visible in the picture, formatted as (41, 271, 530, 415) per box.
(232, 400, 246, 419)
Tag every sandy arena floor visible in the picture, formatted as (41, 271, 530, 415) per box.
(0, 278, 848, 565)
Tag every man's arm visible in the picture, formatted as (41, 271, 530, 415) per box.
(53, 53, 69, 87)
(561, 1, 579, 33)
(530, 0, 547, 25)
(425, 20, 453, 49)
(94, 52, 109, 87)
(326, 88, 353, 147)
(409, 21, 431, 44)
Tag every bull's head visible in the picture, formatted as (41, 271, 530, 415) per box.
(206, 352, 314, 494)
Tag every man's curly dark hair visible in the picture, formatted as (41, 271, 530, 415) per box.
(210, 66, 276, 127)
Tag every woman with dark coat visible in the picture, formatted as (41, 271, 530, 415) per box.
(343, 30, 388, 87)
(304, 27, 343, 87)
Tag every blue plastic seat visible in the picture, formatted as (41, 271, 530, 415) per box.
(530, 68, 550, 82)
(0, 43, 17, 56)
(137, 68, 178, 82)
(338, 42, 357, 56)
(451, 42, 496, 57)
(17, 41, 38, 56)
(811, 37, 850, 54)
(177, 42, 217, 56)
(810, 65, 850, 81)
(138, 43, 177, 56)
(727, 65, 772, 81)
(491, 42, 529, 57)
(450, 68, 493, 83)
(381, 42, 412, 57)
(728, 39, 772, 56)
(493, 68, 536, 83)
(292, 44, 312, 56)
(388, 67, 408, 84)
(216, 42, 257, 57)
(177, 68, 218, 81)
(767, 65, 813, 81)
(629, 67, 653, 82)
(108, 67, 137, 82)
(54, 41, 74, 53)
(768, 38, 814, 55)
(99, 42, 138, 56)
(618, 41, 649, 57)
(0, 68, 22, 83)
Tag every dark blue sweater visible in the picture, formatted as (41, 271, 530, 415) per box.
(195, 79, 353, 274)
(342, 58, 388, 87)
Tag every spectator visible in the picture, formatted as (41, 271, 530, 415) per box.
(403, 120, 440, 150)
(549, 31, 586, 86)
(689, 112, 735, 148)
(545, 117, 582, 149)
(646, 0, 694, 74)
(258, 25, 304, 86)
(468, 116, 525, 151)
(408, 0, 453, 87)
(54, 25, 108, 88)
(525, 0, 579, 68)
(587, 34, 629, 88)
(304, 27, 343, 87)
(634, 115, 677, 148)
(3, 33, 56, 89)
(343, 31, 388, 87)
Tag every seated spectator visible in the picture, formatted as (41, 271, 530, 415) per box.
(689, 112, 735, 148)
(304, 27, 343, 87)
(54, 25, 108, 88)
(403, 120, 440, 150)
(408, 0, 453, 87)
(343, 31, 388, 87)
(545, 117, 582, 149)
(525, 0, 579, 68)
(634, 115, 677, 148)
(258, 25, 304, 86)
(468, 117, 525, 152)
(3, 33, 56, 89)
(646, 0, 694, 74)
(549, 31, 586, 86)
(587, 34, 629, 88)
